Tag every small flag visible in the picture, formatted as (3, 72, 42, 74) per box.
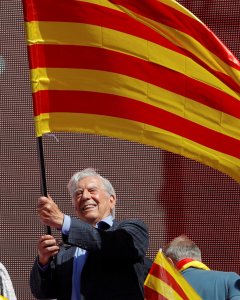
(144, 250, 202, 299)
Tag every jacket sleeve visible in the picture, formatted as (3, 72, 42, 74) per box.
(228, 272, 240, 299)
(62, 218, 149, 260)
(30, 257, 57, 299)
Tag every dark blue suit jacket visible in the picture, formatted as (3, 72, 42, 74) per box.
(30, 218, 149, 300)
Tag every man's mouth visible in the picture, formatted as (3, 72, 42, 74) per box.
(81, 203, 97, 211)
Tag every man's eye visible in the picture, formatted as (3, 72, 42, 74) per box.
(89, 189, 98, 193)
(75, 191, 83, 196)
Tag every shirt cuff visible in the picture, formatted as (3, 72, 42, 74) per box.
(61, 214, 71, 235)
(37, 258, 49, 271)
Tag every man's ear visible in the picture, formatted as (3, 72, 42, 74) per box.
(167, 257, 175, 266)
(109, 195, 116, 209)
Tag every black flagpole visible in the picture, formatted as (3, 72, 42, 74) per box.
(37, 136, 52, 235)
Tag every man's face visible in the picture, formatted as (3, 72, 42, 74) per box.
(73, 176, 116, 225)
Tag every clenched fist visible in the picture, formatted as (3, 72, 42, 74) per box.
(37, 195, 64, 229)
(37, 235, 60, 266)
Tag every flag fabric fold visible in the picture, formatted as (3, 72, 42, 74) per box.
(22, 0, 240, 183)
(144, 250, 202, 299)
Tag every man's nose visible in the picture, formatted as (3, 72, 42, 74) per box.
(82, 189, 91, 199)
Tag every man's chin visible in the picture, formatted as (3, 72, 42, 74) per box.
(79, 212, 99, 225)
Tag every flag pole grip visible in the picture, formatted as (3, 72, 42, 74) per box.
(37, 136, 52, 235)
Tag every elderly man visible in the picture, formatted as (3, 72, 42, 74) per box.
(164, 235, 240, 300)
(30, 168, 149, 300)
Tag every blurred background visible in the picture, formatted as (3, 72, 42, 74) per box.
(1, 0, 239, 298)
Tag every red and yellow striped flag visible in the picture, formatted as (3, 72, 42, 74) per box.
(22, 0, 240, 183)
(144, 250, 202, 299)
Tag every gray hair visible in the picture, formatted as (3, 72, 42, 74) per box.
(67, 168, 116, 217)
(163, 235, 202, 262)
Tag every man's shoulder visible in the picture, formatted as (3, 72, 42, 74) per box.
(204, 269, 239, 276)
(209, 270, 240, 295)
(113, 219, 148, 228)
(184, 268, 240, 281)
(211, 270, 240, 280)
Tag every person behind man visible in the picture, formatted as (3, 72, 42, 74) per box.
(30, 168, 149, 300)
(163, 235, 240, 300)
(0, 262, 17, 300)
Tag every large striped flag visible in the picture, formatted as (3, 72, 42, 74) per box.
(22, 0, 240, 183)
(144, 250, 202, 299)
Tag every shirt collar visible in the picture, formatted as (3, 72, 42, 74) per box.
(96, 215, 113, 228)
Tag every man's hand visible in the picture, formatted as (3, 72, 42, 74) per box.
(37, 195, 64, 229)
(38, 235, 60, 266)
